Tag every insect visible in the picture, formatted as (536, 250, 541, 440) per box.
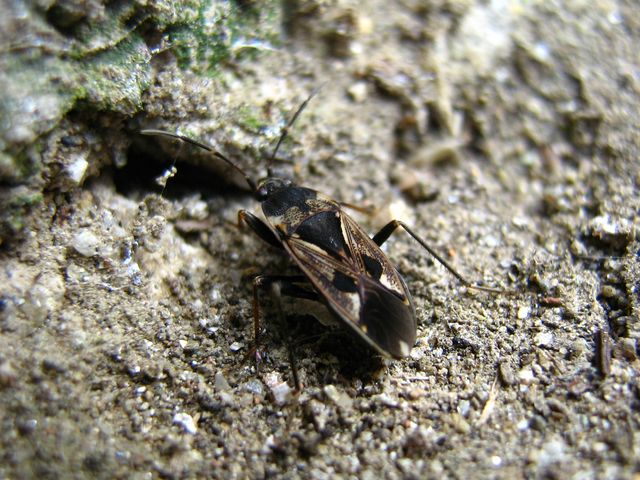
(142, 94, 502, 381)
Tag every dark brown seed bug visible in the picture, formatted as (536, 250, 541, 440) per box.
(142, 94, 503, 375)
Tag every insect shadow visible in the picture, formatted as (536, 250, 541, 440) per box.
(142, 93, 505, 390)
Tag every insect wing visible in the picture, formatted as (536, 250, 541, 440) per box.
(282, 209, 416, 358)
(357, 274, 416, 358)
(341, 213, 417, 357)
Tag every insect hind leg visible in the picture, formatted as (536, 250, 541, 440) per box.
(372, 219, 504, 294)
(248, 274, 317, 392)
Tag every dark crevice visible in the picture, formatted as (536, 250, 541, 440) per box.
(119, 137, 250, 200)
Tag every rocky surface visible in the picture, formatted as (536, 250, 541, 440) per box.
(1, 1, 638, 478)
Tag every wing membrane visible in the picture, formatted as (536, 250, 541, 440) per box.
(282, 210, 416, 358)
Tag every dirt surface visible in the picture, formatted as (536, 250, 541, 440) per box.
(1, 1, 639, 478)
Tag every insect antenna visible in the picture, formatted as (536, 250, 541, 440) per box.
(141, 129, 257, 192)
(267, 90, 319, 176)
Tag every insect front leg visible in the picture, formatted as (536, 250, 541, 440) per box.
(237, 210, 283, 249)
(372, 220, 504, 294)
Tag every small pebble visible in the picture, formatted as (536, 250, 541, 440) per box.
(243, 379, 264, 396)
(407, 388, 426, 400)
(219, 391, 234, 405)
(324, 384, 353, 410)
(347, 82, 368, 103)
(374, 394, 399, 408)
(173, 412, 197, 435)
(517, 306, 530, 320)
(534, 331, 554, 347)
(498, 362, 516, 386)
(589, 215, 631, 237)
(0, 360, 17, 387)
(264, 372, 292, 405)
(214, 372, 231, 392)
(450, 413, 471, 434)
(65, 153, 89, 185)
(16, 418, 38, 435)
(518, 367, 534, 383)
(537, 438, 566, 466)
(618, 338, 637, 361)
(72, 229, 100, 257)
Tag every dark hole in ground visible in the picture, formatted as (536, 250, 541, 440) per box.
(119, 137, 251, 200)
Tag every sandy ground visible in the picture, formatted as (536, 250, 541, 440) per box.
(1, 1, 639, 478)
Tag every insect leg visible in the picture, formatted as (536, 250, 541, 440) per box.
(372, 219, 504, 294)
(250, 274, 313, 391)
(238, 210, 283, 249)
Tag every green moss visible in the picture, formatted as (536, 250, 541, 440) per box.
(79, 33, 151, 114)
(67, 2, 141, 58)
(165, 0, 282, 75)
(0, 188, 43, 242)
(1, 1, 283, 151)
(0, 0, 283, 192)
(236, 105, 269, 133)
(12, 191, 43, 208)
(0, 0, 283, 243)
(0, 153, 28, 184)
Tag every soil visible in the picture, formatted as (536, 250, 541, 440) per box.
(1, 1, 638, 478)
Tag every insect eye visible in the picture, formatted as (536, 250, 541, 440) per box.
(256, 186, 269, 200)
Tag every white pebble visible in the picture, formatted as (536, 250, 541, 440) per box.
(173, 412, 197, 434)
(534, 331, 554, 347)
(517, 367, 534, 383)
(65, 153, 89, 185)
(264, 372, 292, 405)
(347, 82, 368, 103)
(517, 306, 530, 320)
(72, 229, 100, 257)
